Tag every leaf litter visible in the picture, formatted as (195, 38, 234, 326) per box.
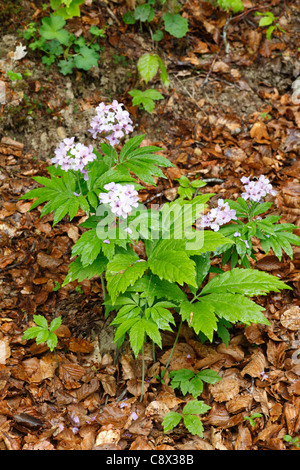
(0, 0, 300, 451)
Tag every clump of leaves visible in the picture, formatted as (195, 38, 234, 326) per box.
(283, 435, 299, 448)
(123, 0, 188, 40)
(255, 11, 285, 40)
(22, 315, 62, 352)
(129, 88, 164, 113)
(50, 0, 85, 19)
(217, 0, 244, 14)
(176, 175, 206, 200)
(162, 399, 211, 437)
(244, 412, 263, 427)
(23, 14, 105, 75)
(169, 368, 221, 398)
(6, 71, 23, 82)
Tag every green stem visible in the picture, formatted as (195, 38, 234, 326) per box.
(76, 172, 83, 195)
(165, 319, 183, 370)
(100, 273, 106, 300)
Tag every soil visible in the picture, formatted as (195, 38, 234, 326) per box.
(0, 0, 300, 452)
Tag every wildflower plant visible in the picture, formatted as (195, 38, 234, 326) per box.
(22, 100, 295, 404)
(208, 175, 300, 268)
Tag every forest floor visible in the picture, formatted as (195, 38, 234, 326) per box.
(0, 0, 300, 451)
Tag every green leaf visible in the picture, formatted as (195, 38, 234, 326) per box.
(162, 412, 182, 433)
(74, 46, 99, 70)
(259, 16, 274, 27)
(129, 88, 164, 114)
(36, 328, 50, 344)
(33, 314, 48, 329)
(58, 57, 75, 74)
(119, 134, 146, 162)
(137, 53, 160, 84)
(148, 239, 197, 287)
(197, 369, 221, 384)
(133, 4, 154, 22)
(217, 0, 244, 13)
(180, 300, 217, 341)
(183, 399, 211, 416)
(47, 332, 58, 351)
(201, 293, 271, 326)
(106, 254, 148, 304)
(39, 14, 70, 45)
(163, 13, 189, 38)
(49, 316, 62, 332)
(129, 320, 146, 358)
(187, 230, 233, 254)
(71, 229, 103, 266)
(123, 11, 136, 24)
(22, 326, 44, 340)
(183, 414, 204, 437)
(201, 268, 290, 296)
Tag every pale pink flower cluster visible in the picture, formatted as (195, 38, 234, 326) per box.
(99, 182, 139, 219)
(200, 199, 237, 232)
(89, 100, 134, 146)
(241, 175, 277, 202)
(51, 137, 96, 180)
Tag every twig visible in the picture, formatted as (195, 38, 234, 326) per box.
(199, 50, 220, 89)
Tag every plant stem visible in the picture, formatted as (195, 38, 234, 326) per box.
(165, 318, 183, 370)
(100, 273, 106, 300)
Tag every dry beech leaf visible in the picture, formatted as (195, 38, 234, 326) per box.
(209, 378, 240, 402)
(58, 363, 86, 389)
(280, 306, 300, 331)
(95, 428, 121, 447)
(235, 425, 252, 450)
(68, 337, 94, 353)
(0, 338, 10, 364)
(241, 350, 267, 378)
(250, 122, 270, 143)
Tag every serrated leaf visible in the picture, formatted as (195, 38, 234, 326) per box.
(39, 14, 70, 45)
(74, 46, 99, 70)
(71, 229, 103, 266)
(201, 268, 290, 296)
(106, 254, 148, 304)
(33, 315, 49, 329)
(129, 320, 146, 358)
(196, 369, 221, 384)
(180, 300, 217, 341)
(183, 414, 204, 437)
(162, 412, 182, 433)
(183, 399, 211, 416)
(49, 316, 62, 332)
(148, 239, 197, 287)
(137, 53, 159, 84)
(201, 293, 270, 326)
(47, 332, 58, 351)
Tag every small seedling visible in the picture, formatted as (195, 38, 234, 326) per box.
(129, 88, 164, 114)
(6, 71, 23, 82)
(22, 314, 62, 352)
(162, 399, 211, 437)
(176, 175, 206, 201)
(169, 368, 221, 398)
(283, 435, 299, 448)
(255, 11, 285, 40)
(244, 412, 263, 427)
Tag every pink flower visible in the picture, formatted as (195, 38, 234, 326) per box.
(241, 175, 277, 202)
(200, 199, 236, 232)
(89, 101, 134, 146)
(99, 183, 139, 219)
